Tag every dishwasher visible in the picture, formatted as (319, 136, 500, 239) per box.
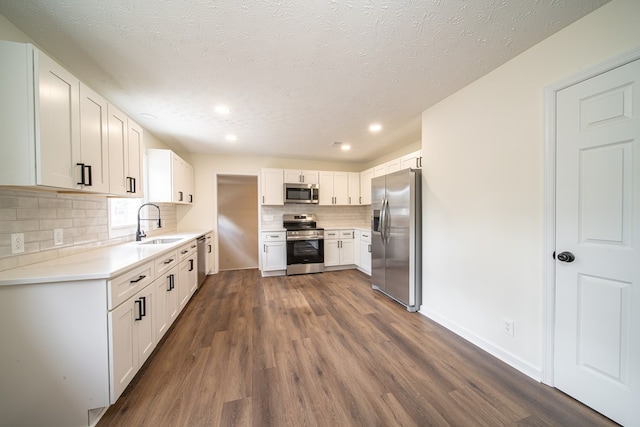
(197, 236, 207, 287)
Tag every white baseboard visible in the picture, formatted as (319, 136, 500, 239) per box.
(419, 307, 542, 382)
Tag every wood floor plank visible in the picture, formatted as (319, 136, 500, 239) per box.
(98, 269, 617, 427)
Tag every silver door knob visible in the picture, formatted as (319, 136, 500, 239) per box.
(557, 251, 575, 263)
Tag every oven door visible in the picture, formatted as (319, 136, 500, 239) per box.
(287, 238, 324, 267)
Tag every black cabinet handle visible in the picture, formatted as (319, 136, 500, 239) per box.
(181, 250, 188, 255)
(178, 191, 183, 202)
(208, 245, 212, 254)
(167, 274, 175, 291)
(130, 275, 146, 283)
(189, 259, 194, 272)
(140, 296, 146, 317)
(189, 194, 193, 203)
(134, 299, 142, 321)
(76, 163, 86, 185)
(86, 165, 92, 186)
(163, 258, 174, 265)
(368, 244, 372, 253)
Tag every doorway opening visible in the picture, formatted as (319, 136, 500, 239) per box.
(216, 174, 259, 271)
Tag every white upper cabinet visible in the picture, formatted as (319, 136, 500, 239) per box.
(320, 171, 360, 206)
(360, 168, 373, 205)
(0, 41, 81, 189)
(78, 83, 110, 193)
(400, 150, 423, 169)
(284, 169, 318, 184)
(108, 104, 144, 197)
(147, 149, 194, 204)
(347, 172, 360, 205)
(261, 168, 284, 205)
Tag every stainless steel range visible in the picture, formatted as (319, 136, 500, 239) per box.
(283, 214, 324, 275)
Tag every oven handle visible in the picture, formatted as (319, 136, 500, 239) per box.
(286, 236, 324, 241)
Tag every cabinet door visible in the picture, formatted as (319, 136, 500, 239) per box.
(188, 256, 198, 296)
(136, 286, 155, 367)
(107, 104, 128, 196)
(263, 241, 286, 271)
(166, 270, 179, 327)
(184, 162, 194, 203)
(347, 172, 360, 205)
(178, 260, 191, 309)
(153, 275, 169, 341)
(360, 168, 373, 205)
(261, 168, 284, 205)
(300, 170, 318, 184)
(284, 169, 302, 183)
(36, 50, 80, 189)
(172, 153, 184, 202)
(373, 164, 386, 177)
(401, 150, 422, 169)
(79, 83, 110, 193)
(360, 239, 372, 274)
(340, 239, 355, 265)
(318, 171, 334, 205)
(206, 233, 214, 274)
(324, 240, 340, 267)
(354, 231, 361, 266)
(386, 158, 401, 174)
(333, 172, 349, 205)
(127, 119, 144, 197)
(108, 298, 137, 403)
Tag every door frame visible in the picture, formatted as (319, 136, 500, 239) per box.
(542, 47, 640, 385)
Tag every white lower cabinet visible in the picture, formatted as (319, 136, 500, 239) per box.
(356, 230, 372, 275)
(324, 229, 355, 268)
(260, 231, 287, 276)
(108, 282, 155, 403)
(177, 241, 198, 309)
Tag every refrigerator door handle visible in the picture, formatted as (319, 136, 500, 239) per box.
(382, 198, 391, 244)
(379, 198, 387, 245)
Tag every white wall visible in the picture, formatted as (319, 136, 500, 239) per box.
(420, 0, 640, 379)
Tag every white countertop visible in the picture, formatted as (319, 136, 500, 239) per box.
(0, 231, 211, 286)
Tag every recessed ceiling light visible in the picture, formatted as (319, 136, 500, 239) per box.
(215, 105, 230, 115)
(225, 134, 237, 142)
(341, 144, 351, 151)
(369, 123, 382, 133)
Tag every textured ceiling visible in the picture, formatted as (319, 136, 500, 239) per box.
(0, 0, 609, 163)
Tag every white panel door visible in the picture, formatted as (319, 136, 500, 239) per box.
(107, 104, 127, 196)
(555, 59, 640, 427)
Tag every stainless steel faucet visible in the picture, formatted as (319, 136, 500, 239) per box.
(136, 203, 162, 241)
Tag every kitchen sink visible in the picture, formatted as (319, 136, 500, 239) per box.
(140, 238, 182, 245)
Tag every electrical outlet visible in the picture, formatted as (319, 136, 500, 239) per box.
(503, 317, 515, 337)
(54, 228, 63, 246)
(11, 233, 25, 254)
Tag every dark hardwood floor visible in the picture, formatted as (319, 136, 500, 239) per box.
(97, 269, 617, 426)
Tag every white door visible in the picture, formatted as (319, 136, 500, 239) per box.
(555, 59, 640, 427)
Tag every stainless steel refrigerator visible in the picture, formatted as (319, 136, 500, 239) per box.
(371, 168, 421, 312)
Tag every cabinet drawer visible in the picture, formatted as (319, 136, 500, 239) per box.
(177, 240, 197, 263)
(324, 230, 339, 240)
(262, 231, 286, 241)
(339, 230, 354, 239)
(155, 250, 178, 277)
(108, 262, 154, 310)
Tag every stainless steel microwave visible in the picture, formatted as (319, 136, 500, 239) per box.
(284, 183, 319, 204)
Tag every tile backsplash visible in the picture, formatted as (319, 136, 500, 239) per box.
(261, 204, 370, 230)
(0, 188, 176, 272)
